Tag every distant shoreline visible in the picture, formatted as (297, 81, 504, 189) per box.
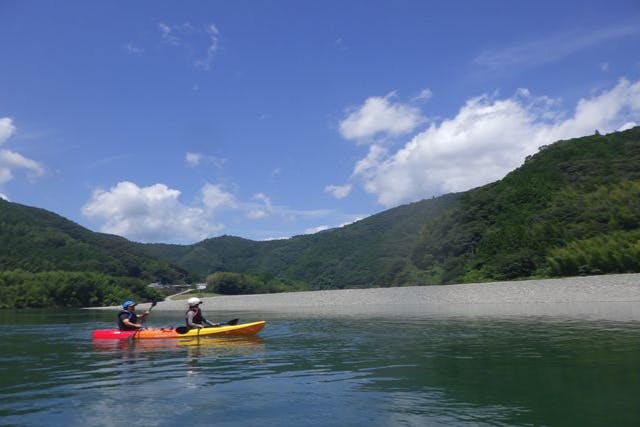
(90, 274, 640, 320)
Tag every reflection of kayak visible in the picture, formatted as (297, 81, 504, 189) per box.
(92, 320, 266, 339)
(92, 335, 264, 353)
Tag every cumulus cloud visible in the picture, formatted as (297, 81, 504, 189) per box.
(339, 93, 424, 143)
(0, 118, 44, 185)
(82, 181, 226, 243)
(81, 179, 349, 242)
(346, 78, 640, 207)
(324, 183, 352, 199)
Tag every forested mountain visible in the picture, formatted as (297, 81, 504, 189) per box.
(146, 126, 640, 287)
(144, 193, 459, 289)
(0, 200, 193, 307)
(0, 200, 192, 282)
(412, 126, 640, 284)
(2, 126, 640, 307)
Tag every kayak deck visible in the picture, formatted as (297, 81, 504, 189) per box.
(92, 320, 266, 339)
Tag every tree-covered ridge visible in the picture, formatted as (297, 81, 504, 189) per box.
(413, 126, 640, 284)
(0, 270, 163, 309)
(206, 271, 310, 295)
(144, 193, 459, 289)
(0, 199, 193, 284)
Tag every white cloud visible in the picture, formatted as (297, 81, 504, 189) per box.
(185, 151, 226, 168)
(185, 152, 202, 166)
(0, 192, 8, 201)
(347, 78, 640, 207)
(0, 118, 16, 145)
(304, 225, 330, 234)
(201, 182, 236, 211)
(80, 179, 353, 243)
(339, 93, 424, 143)
(413, 88, 433, 102)
(324, 183, 352, 199)
(353, 144, 388, 177)
(82, 181, 224, 243)
(0, 118, 44, 185)
(618, 122, 637, 131)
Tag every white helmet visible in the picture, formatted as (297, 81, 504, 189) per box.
(187, 297, 202, 307)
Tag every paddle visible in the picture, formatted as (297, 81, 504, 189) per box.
(141, 301, 157, 323)
(132, 301, 157, 337)
(133, 300, 158, 336)
(175, 319, 239, 334)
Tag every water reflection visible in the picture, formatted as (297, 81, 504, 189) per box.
(91, 335, 263, 353)
(2, 311, 640, 427)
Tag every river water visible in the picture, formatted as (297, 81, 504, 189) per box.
(1, 307, 639, 426)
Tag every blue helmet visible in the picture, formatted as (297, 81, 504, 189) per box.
(122, 300, 137, 309)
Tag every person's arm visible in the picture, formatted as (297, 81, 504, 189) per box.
(138, 310, 151, 320)
(186, 311, 203, 328)
(121, 314, 143, 329)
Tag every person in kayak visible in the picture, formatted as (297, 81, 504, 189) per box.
(185, 297, 219, 329)
(118, 300, 150, 331)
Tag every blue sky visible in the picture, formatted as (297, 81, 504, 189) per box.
(1, 1, 639, 243)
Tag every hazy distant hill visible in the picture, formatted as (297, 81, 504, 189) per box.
(144, 193, 459, 289)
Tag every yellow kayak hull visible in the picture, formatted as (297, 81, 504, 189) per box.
(93, 320, 266, 339)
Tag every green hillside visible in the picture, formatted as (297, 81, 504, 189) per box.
(144, 193, 459, 289)
(0, 200, 193, 307)
(412, 126, 640, 284)
(3, 126, 640, 307)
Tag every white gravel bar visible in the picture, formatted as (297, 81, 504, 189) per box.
(112, 273, 640, 320)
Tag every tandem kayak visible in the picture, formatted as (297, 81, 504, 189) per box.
(92, 320, 266, 339)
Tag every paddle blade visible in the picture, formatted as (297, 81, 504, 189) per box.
(227, 319, 239, 325)
(151, 301, 157, 308)
(175, 326, 189, 334)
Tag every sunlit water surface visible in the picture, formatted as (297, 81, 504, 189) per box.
(1, 307, 639, 426)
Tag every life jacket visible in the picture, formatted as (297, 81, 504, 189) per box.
(118, 310, 139, 331)
(185, 307, 204, 327)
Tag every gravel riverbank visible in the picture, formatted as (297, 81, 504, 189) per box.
(92, 274, 640, 320)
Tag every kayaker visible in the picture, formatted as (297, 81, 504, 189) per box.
(118, 300, 150, 331)
(185, 297, 219, 329)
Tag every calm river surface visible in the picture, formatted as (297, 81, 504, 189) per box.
(1, 307, 639, 426)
